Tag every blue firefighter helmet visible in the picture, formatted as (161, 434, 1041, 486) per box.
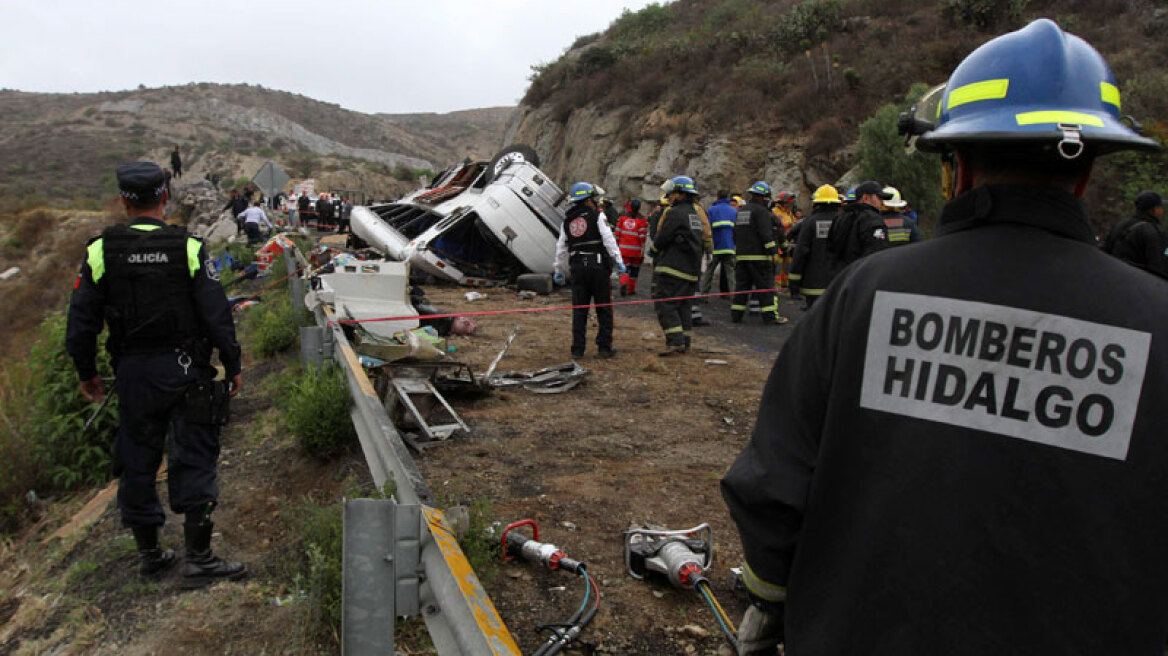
(843, 187, 858, 203)
(917, 19, 1159, 157)
(663, 176, 700, 197)
(568, 182, 599, 203)
(747, 181, 773, 198)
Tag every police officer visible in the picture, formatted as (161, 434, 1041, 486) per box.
(788, 184, 842, 309)
(723, 20, 1168, 654)
(650, 176, 704, 355)
(553, 182, 624, 359)
(731, 182, 785, 325)
(66, 162, 247, 589)
(1101, 190, 1168, 279)
(826, 180, 894, 266)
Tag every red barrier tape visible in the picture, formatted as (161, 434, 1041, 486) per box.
(327, 287, 784, 326)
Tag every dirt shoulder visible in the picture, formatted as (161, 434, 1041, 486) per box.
(0, 275, 795, 656)
(411, 284, 787, 655)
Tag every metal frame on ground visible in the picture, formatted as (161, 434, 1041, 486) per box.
(283, 247, 521, 655)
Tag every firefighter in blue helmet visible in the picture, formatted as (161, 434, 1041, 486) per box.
(651, 176, 705, 355)
(554, 182, 625, 358)
(66, 162, 247, 588)
(731, 181, 786, 325)
(724, 19, 1168, 655)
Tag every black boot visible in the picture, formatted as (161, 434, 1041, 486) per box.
(182, 522, 247, 590)
(132, 526, 176, 577)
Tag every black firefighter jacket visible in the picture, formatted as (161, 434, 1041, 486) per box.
(735, 200, 778, 261)
(789, 205, 841, 298)
(722, 185, 1168, 655)
(1102, 211, 1168, 280)
(650, 199, 704, 282)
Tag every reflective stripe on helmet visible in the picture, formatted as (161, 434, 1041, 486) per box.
(1100, 82, 1120, 109)
(946, 78, 1010, 109)
(1015, 111, 1104, 127)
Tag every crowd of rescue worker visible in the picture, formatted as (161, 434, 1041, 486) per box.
(554, 173, 1166, 358)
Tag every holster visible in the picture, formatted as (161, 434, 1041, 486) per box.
(182, 380, 230, 426)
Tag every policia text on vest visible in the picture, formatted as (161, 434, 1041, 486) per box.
(860, 292, 1151, 460)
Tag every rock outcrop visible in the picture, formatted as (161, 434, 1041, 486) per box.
(504, 104, 854, 206)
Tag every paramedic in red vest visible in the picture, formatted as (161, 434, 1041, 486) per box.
(614, 199, 648, 295)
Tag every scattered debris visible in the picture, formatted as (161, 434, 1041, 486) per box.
(464, 291, 487, 302)
(387, 377, 469, 446)
(487, 362, 590, 394)
(704, 359, 728, 365)
(0, 266, 22, 281)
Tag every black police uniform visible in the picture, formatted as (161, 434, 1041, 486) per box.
(560, 202, 615, 356)
(1101, 211, 1168, 280)
(650, 197, 704, 349)
(67, 217, 241, 529)
(731, 200, 779, 323)
(828, 201, 891, 266)
(722, 185, 1168, 654)
(788, 204, 841, 308)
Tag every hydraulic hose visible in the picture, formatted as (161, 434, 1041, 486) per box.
(532, 566, 601, 656)
(696, 580, 739, 650)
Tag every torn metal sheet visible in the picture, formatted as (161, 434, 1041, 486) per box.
(317, 259, 419, 340)
(482, 325, 520, 384)
(487, 362, 590, 394)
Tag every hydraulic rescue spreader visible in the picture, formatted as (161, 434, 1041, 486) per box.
(624, 523, 739, 650)
(501, 519, 599, 656)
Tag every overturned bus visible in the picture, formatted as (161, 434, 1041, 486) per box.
(351, 145, 566, 286)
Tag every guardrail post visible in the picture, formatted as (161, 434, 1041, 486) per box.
(343, 499, 418, 655)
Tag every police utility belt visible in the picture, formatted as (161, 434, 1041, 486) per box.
(570, 251, 606, 266)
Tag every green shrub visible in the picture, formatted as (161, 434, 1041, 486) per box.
(460, 498, 500, 581)
(256, 146, 277, 158)
(293, 500, 344, 646)
(244, 294, 298, 358)
(0, 313, 119, 530)
(27, 314, 119, 490)
(857, 83, 945, 227)
(282, 364, 354, 457)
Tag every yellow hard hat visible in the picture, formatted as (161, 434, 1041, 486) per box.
(732, 195, 744, 205)
(812, 184, 841, 204)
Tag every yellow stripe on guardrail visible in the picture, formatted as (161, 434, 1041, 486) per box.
(423, 507, 521, 654)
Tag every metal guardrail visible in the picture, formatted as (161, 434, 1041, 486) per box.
(283, 247, 521, 655)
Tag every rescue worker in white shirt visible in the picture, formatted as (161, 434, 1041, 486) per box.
(554, 182, 624, 359)
(238, 201, 273, 246)
(788, 184, 842, 310)
(723, 19, 1168, 655)
(880, 186, 924, 244)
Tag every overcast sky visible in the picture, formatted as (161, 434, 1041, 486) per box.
(0, 0, 661, 115)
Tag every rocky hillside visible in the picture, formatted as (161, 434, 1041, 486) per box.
(0, 84, 514, 203)
(506, 0, 1168, 220)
